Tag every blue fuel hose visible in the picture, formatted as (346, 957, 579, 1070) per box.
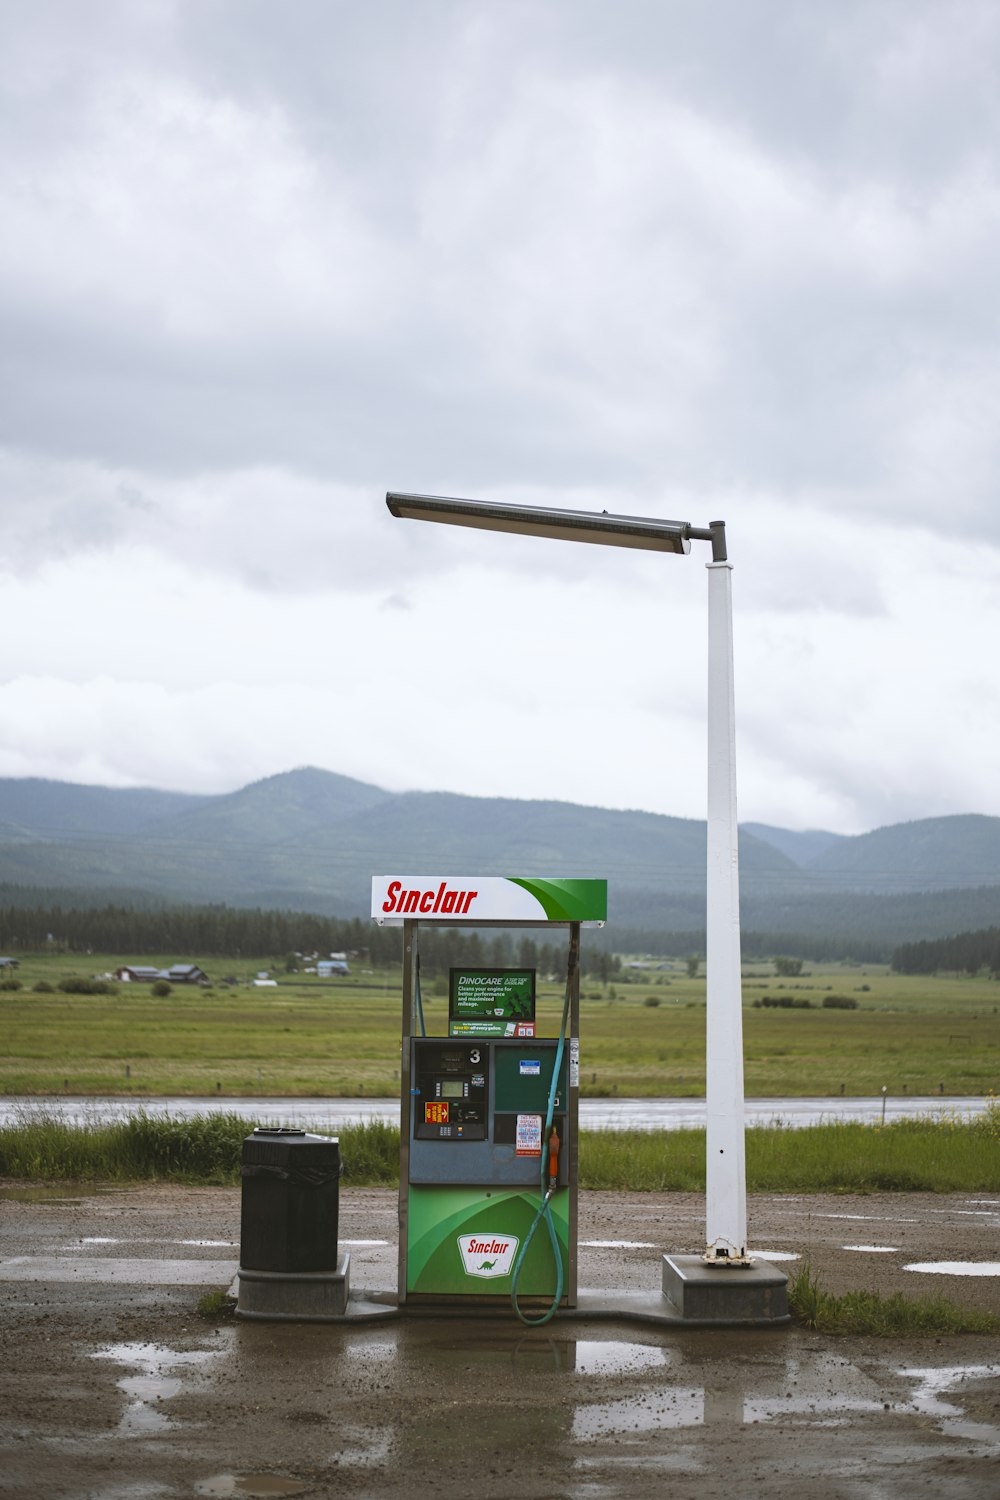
(510, 982, 571, 1326)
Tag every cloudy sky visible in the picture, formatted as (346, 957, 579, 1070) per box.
(2, 0, 999, 836)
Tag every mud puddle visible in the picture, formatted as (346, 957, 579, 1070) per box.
(91, 1340, 222, 1436)
(0, 1183, 126, 1204)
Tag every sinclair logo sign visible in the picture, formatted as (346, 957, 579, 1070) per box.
(458, 1234, 519, 1278)
(371, 876, 606, 926)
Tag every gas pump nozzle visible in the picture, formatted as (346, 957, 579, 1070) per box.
(547, 1123, 560, 1191)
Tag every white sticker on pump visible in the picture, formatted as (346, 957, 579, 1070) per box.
(569, 1037, 580, 1088)
(520, 1059, 541, 1076)
(515, 1113, 543, 1156)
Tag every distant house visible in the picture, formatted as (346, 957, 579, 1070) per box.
(317, 958, 350, 978)
(165, 964, 209, 985)
(114, 963, 209, 985)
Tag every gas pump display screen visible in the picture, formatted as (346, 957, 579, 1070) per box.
(440, 1081, 464, 1100)
(449, 968, 536, 1037)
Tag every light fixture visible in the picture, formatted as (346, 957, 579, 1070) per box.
(386, 491, 730, 558)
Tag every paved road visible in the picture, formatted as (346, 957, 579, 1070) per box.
(0, 1093, 990, 1130)
(2, 1184, 998, 1499)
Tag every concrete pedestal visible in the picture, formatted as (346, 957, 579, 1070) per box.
(662, 1254, 789, 1324)
(236, 1251, 351, 1322)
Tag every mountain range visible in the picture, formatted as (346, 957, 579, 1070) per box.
(1, 769, 1000, 951)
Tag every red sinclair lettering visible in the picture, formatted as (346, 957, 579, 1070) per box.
(381, 881, 479, 916)
(467, 1239, 510, 1255)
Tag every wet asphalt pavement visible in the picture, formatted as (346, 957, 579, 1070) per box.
(1, 1184, 998, 1498)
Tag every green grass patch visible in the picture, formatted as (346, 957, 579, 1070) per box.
(788, 1261, 1000, 1335)
(196, 1289, 236, 1320)
(3, 965, 998, 1098)
(0, 1111, 399, 1185)
(579, 1106, 1000, 1192)
(2, 1104, 996, 1191)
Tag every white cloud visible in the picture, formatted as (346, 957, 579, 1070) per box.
(2, 1, 1000, 834)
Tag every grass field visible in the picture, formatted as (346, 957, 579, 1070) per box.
(1, 1107, 997, 1192)
(1, 952, 998, 1098)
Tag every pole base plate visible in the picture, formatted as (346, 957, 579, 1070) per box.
(662, 1254, 788, 1322)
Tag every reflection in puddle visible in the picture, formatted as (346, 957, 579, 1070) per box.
(842, 1245, 899, 1253)
(746, 1393, 886, 1425)
(744, 1349, 888, 1427)
(570, 1349, 1000, 1448)
(898, 1364, 1000, 1444)
(904, 1261, 1000, 1277)
(573, 1388, 704, 1438)
(509, 1338, 577, 1374)
(574, 1341, 669, 1377)
(91, 1341, 220, 1436)
(194, 1476, 308, 1498)
(327, 1423, 394, 1468)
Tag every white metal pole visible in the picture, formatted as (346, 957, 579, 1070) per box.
(704, 558, 748, 1260)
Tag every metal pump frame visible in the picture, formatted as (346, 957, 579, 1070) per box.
(398, 917, 582, 1306)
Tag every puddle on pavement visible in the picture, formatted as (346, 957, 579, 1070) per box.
(194, 1477, 308, 1498)
(574, 1341, 669, 1376)
(0, 1183, 116, 1204)
(842, 1244, 899, 1253)
(746, 1392, 888, 1425)
(904, 1261, 1000, 1276)
(91, 1340, 220, 1436)
(77, 1235, 236, 1248)
(817, 1212, 920, 1223)
(752, 1250, 799, 1262)
(325, 1423, 394, 1468)
(898, 1363, 1000, 1444)
(573, 1387, 705, 1437)
(581, 1239, 657, 1248)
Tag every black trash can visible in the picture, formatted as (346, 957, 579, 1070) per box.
(240, 1128, 342, 1273)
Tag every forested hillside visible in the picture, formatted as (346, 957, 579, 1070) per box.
(1, 768, 999, 955)
(892, 925, 1000, 975)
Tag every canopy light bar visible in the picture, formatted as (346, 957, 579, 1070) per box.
(387, 491, 728, 559)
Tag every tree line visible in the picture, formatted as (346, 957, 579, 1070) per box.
(891, 925, 1000, 976)
(0, 901, 619, 980)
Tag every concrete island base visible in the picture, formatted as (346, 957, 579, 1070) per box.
(236, 1252, 354, 1322)
(662, 1253, 789, 1323)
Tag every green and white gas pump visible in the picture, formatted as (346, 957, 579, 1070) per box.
(371, 875, 607, 1323)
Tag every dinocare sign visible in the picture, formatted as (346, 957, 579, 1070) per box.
(371, 876, 607, 926)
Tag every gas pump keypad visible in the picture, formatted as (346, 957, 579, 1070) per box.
(413, 1040, 488, 1140)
